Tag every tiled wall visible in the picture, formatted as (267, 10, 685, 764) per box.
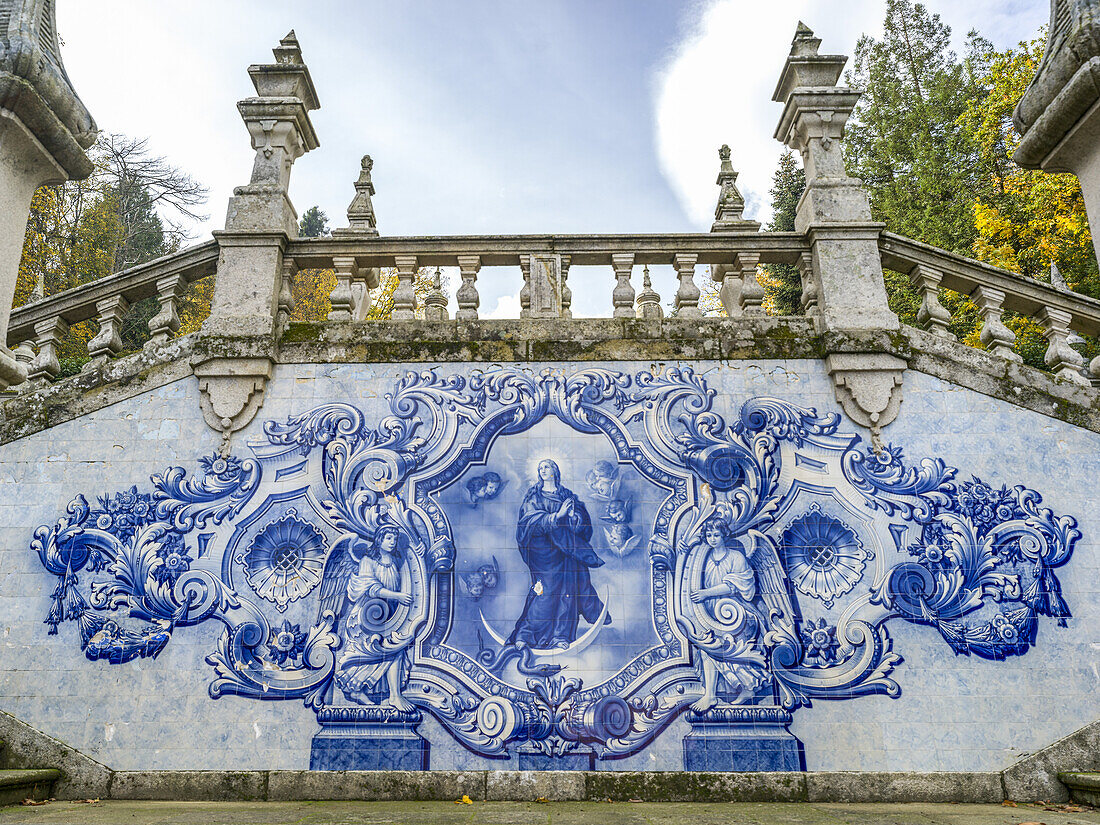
(2, 360, 1097, 772)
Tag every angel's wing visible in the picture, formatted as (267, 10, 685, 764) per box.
(316, 535, 358, 624)
(745, 530, 795, 624)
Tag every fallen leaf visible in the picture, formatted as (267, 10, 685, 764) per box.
(1003, 801, 1018, 807)
(535, 797, 549, 803)
(453, 795, 473, 805)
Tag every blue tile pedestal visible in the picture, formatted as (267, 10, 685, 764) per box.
(682, 706, 805, 771)
(517, 746, 596, 771)
(310, 707, 429, 770)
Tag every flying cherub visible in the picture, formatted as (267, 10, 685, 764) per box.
(586, 461, 620, 501)
(466, 472, 507, 509)
(461, 556, 500, 601)
(601, 498, 638, 557)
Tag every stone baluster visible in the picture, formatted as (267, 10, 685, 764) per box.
(736, 252, 764, 315)
(276, 259, 297, 333)
(28, 317, 69, 385)
(612, 254, 636, 319)
(673, 254, 700, 318)
(146, 274, 187, 350)
(84, 295, 130, 371)
(423, 269, 449, 321)
(910, 265, 954, 339)
(972, 286, 1022, 362)
(797, 251, 819, 319)
(519, 257, 532, 318)
(9, 341, 35, 390)
(636, 265, 663, 319)
(1036, 307, 1090, 385)
(561, 255, 573, 319)
(392, 256, 419, 320)
(714, 264, 741, 318)
(328, 256, 357, 322)
(351, 269, 377, 321)
(456, 255, 481, 321)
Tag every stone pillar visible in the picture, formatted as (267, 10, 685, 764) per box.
(0, 0, 97, 389)
(1014, 2, 1100, 251)
(773, 23, 897, 333)
(196, 32, 319, 439)
(773, 23, 904, 444)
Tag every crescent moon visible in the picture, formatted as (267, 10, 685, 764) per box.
(479, 589, 611, 659)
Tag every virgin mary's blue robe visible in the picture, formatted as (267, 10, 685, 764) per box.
(508, 484, 605, 648)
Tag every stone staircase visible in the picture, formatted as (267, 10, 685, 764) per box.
(1059, 773, 1100, 806)
(0, 740, 59, 806)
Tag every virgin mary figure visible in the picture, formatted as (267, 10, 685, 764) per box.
(508, 459, 610, 650)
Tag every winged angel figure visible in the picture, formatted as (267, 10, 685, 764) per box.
(680, 499, 793, 712)
(316, 522, 416, 712)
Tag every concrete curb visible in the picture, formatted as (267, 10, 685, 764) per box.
(95, 770, 1007, 803)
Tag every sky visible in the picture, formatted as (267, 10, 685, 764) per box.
(56, 0, 1048, 318)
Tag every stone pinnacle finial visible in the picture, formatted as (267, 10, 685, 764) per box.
(712, 145, 758, 232)
(345, 154, 379, 235)
(636, 265, 663, 320)
(791, 21, 822, 57)
(0, 0, 97, 178)
(274, 31, 304, 65)
(1051, 260, 1068, 290)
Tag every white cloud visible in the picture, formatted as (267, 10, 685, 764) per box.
(653, 0, 878, 229)
(652, 0, 1046, 230)
(487, 294, 521, 320)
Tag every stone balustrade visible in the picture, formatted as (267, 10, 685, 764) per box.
(880, 232, 1100, 385)
(4, 240, 218, 384)
(286, 232, 808, 322)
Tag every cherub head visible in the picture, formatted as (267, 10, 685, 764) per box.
(483, 472, 503, 499)
(605, 498, 631, 524)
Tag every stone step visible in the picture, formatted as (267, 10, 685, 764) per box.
(1059, 772, 1100, 806)
(0, 769, 60, 807)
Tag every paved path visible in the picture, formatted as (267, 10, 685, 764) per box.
(1, 801, 1098, 825)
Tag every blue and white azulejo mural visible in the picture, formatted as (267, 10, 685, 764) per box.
(31, 366, 1081, 771)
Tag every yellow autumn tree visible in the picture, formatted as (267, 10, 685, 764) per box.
(961, 33, 1098, 367)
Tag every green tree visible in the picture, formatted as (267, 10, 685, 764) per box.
(759, 150, 806, 315)
(299, 206, 330, 239)
(845, 0, 988, 254)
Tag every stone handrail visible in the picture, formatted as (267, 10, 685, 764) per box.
(5, 239, 219, 382)
(285, 231, 809, 321)
(880, 231, 1100, 384)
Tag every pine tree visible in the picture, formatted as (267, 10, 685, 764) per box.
(299, 206, 330, 239)
(845, 0, 989, 252)
(759, 151, 806, 315)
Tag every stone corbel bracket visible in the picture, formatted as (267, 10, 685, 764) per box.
(825, 352, 906, 450)
(194, 357, 273, 443)
(192, 354, 273, 448)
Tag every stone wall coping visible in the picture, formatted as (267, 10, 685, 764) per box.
(4, 318, 1100, 446)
